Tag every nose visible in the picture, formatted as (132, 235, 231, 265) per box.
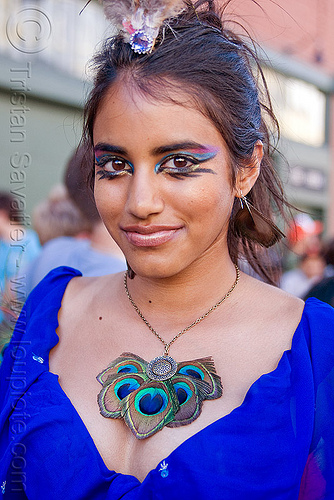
(125, 168, 164, 219)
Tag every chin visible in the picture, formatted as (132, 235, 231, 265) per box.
(129, 258, 187, 280)
(132, 266, 177, 280)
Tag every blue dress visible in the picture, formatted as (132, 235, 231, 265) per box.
(0, 267, 334, 499)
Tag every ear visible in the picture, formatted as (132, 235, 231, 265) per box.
(235, 141, 263, 196)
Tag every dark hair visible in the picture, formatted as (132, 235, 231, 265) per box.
(82, 0, 289, 284)
(32, 185, 93, 245)
(324, 239, 334, 267)
(0, 191, 21, 222)
(64, 145, 101, 224)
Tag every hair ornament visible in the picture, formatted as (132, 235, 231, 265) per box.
(100, 0, 187, 53)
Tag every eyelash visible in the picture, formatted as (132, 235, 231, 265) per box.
(95, 153, 211, 180)
(95, 155, 133, 180)
(156, 154, 201, 175)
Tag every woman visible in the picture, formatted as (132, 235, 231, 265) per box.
(1, 1, 333, 498)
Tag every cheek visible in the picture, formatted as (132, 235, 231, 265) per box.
(93, 182, 121, 224)
(182, 182, 233, 219)
(93, 183, 105, 218)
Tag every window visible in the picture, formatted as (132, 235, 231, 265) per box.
(263, 68, 326, 147)
(1, 0, 109, 78)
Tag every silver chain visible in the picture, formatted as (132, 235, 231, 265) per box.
(123, 265, 240, 356)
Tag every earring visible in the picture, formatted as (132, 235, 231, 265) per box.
(233, 194, 285, 248)
(126, 261, 136, 279)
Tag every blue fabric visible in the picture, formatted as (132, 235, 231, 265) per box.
(0, 267, 334, 499)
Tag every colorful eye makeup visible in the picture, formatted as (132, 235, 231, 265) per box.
(94, 143, 219, 180)
(95, 147, 134, 180)
(154, 147, 219, 176)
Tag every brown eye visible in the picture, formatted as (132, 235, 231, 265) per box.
(95, 155, 133, 176)
(157, 154, 198, 174)
(112, 159, 126, 171)
(173, 158, 189, 169)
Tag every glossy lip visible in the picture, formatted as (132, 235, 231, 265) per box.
(121, 224, 183, 247)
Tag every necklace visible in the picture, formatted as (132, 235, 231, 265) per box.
(97, 265, 240, 439)
(124, 264, 240, 358)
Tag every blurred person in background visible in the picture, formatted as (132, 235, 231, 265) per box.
(0, 191, 40, 359)
(24, 146, 126, 294)
(0, 191, 41, 284)
(304, 239, 334, 306)
(280, 213, 325, 298)
(286, 213, 323, 259)
(280, 251, 326, 298)
(1, 1, 334, 497)
(32, 184, 92, 245)
(283, 213, 323, 268)
(323, 238, 334, 278)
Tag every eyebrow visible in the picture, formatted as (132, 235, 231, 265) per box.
(94, 143, 128, 155)
(94, 141, 212, 157)
(151, 142, 211, 156)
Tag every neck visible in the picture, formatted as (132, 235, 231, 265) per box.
(125, 251, 238, 335)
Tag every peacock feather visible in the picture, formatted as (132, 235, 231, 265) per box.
(97, 352, 222, 439)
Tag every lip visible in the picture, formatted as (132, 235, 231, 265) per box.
(121, 225, 182, 247)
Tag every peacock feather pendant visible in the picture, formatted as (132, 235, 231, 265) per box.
(97, 352, 223, 439)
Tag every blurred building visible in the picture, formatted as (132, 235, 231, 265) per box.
(0, 0, 333, 235)
(0, 0, 109, 215)
(228, 0, 334, 235)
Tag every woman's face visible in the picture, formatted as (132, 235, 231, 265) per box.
(93, 81, 238, 279)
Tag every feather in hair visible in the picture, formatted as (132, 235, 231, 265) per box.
(139, 0, 187, 27)
(101, 0, 187, 51)
(101, 0, 133, 31)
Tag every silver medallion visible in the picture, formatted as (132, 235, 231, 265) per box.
(146, 355, 178, 381)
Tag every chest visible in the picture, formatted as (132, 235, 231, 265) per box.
(49, 315, 293, 481)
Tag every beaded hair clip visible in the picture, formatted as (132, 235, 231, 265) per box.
(82, 0, 187, 54)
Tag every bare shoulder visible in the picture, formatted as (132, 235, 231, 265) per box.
(57, 272, 123, 333)
(239, 272, 305, 339)
(62, 272, 121, 303)
(241, 271, 304, 306)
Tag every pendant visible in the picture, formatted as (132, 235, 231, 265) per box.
(146, 355, 178, 381)
(97, 352, 222, 439)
